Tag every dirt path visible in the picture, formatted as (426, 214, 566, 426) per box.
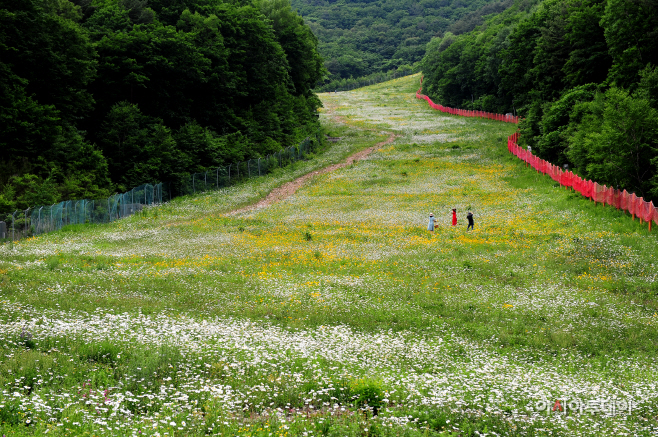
(227, 133, 397, 215)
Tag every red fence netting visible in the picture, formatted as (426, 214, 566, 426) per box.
(415, 78, 657, 229)
(415, 83, 520, 124)
(505, 133, 658, 230)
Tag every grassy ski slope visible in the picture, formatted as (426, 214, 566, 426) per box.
(1, 74, 658, 436)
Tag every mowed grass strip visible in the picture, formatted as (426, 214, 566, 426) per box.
(1, 74, 658, 436)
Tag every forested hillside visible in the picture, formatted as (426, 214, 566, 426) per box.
(420, 0, 658, 200)
(291, 0, 514, 89)
(0, 0, 323, 213)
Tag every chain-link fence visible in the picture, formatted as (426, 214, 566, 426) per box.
(177, 135, 316, 196)
(0, 183, 166, 243)
(0, 132, 321, 244)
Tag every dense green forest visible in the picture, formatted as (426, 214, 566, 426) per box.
(291, 0, 515, 87)
(421, 0, 658, 201)
(0, 0, 323, 213)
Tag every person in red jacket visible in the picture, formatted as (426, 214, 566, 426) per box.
(452, 208, 457, 226)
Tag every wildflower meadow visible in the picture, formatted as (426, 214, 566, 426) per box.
(1, 74, 658, 436)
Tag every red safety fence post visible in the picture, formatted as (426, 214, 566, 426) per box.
(593, 182, 597, 205)
(639, 197, 647, 225)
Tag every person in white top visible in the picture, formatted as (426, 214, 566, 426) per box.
(427, 213, 437, 231)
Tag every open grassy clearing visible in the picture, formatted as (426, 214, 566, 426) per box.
(1, 74, 658, 436)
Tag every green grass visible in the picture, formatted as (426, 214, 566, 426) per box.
(1, 74, 658, 436)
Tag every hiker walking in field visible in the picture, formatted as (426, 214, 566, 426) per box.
(466, 211, 474, 230)
(451, 208, 457, 226)
(428, 213, 437, 231)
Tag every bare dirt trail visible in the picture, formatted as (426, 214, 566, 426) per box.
(227, 132, 397, 215)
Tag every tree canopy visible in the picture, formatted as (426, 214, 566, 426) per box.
(420, 0, 658, 200)
(289, 0, 515, 85)
(0, 0, 323, 212)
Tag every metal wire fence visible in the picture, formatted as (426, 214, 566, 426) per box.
(178, 135, 316, 196)
(0, 183, 166, 242)
(1, 132, 321, 243)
